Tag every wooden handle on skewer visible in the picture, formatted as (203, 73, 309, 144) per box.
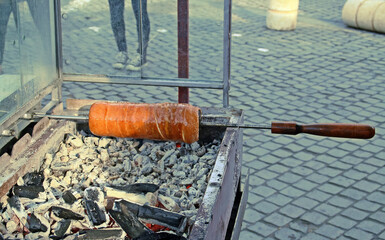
(271, 122, 375, 139)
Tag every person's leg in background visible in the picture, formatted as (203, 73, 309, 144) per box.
(0, 0, 17, 74)
(127, 0, 150, 70)
(108, 0, 129, 69)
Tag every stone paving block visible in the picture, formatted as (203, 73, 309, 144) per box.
(280, 204, 306, 219)
(293, 197, 319, 210)
(340, 155, 364, 165)
(297, 230, 327, 239)
(327, 196, 353, 208)
(249, 175, 265, 186)
(329, 161, 352, 170)
(318, 183, 343, 195)
(243, 208, 264, 223)
(306, 189, 332, 202)
(354, 163, 378, 174)
(379, 231, 385, 239)
(344, 228, 373, 240)
(260, 142, 282, 151)
(301, 211, 328, 226)
(343, 169, 368, 180)
(281, 186, 305, 198)
(315, 203, 341, 217)
(254, 201, 278, 214)
(315, 224, 344, 239)
(340, 188, 367, 201)
(319, 139, 339, 148)
(354, 199, 381, 212)
(291, 166, 313, 176)
(294, 179, 318, 191)
(329, 215, 357, 229)
(330, 176, 355, 188)
(370, 211, 385, 222)
(356, 220, 385, 234)
(247, 147, 270, 157)
(274, 228, 302, 240)
(367, 158, 385, 167)
(290, 221, 308, 233)
(307, 145, 329, 154)
(272, 149, 293, 158)
(247, 192, 263, 205)
(353, 150, 373, 159)
(267, 164, 289, 174)
(247, 222, 276, 237)
(306, 173, 329, 184)
(303, 161, 325, 170)
(338, 142, 360, 151)
(251, 185, 276, 197)
(318, 167, 342, 177)
(315, 155, 338, 164)
(367, 192, 385, 205)
(353, 180, 380, 193)
(256, 169, 279, 180)
(361, 144, 383, 153)
(281, 158, 302, 167)
(293, 152, 314, 161)
(246, 160, 268, 171)
(264, 212, 292, 227)
(327, 148, 349, 158)
(266, 179, 288, 191)
(278, 172, 302, 184)
(266, 193, 292, 207)
(238, 230, 264, 240)
(342, 207, 369, 221)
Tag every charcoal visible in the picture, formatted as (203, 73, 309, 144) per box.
(109, 209, 152, 239)
(134, 232, 187, 240)
(85, 200, 106, 226)
(23, 172, 45, 186)
(114, 200, 187, 233)
(78, 229, 124, 239)
(84, 187, 104, 204)
(13, 185, 44, 199)
(54, 219, 71, 238)
(62, 190, 76, 204)
(52, 206, 84, 220)
(112, 183, 159, 194)
(28, 213, 48, 233)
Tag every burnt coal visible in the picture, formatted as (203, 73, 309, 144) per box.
(115, 200, 187, 233)
(134, 232, 187, 240)
(78, 229, 124, 239)
(52, 206, 84, 220)
(112, 183, 159, 194)
(13, 185, 44, 199)
(85, 200, 106, 226)
(28, 213, 48, 233)
(109, 208, 152, 239)
(23, 172, 44, 186)
(62, 190, 77, 204)
(54, 219, 71, 238)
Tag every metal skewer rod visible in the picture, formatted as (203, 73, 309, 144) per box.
(29, 114, 375, 139)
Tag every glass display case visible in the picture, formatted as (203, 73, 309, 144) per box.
(0, 0, 57, 126)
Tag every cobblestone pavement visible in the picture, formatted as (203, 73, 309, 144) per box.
(8, 0, 383, 239)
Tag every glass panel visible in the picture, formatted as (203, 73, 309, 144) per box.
(61, 0, 141, 78)
(0, 0, 21, 122)
(62, 0, 224, 84)
(142, 0, 224, 82)
(0, 0, 56, 125)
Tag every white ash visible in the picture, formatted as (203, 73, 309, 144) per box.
(0, 131, 220, 238)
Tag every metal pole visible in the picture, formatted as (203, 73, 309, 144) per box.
(177, 0, 189, 103)
(223, 0, 232, 108)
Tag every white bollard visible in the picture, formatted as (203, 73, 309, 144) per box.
(266, 0, 300, 31)
(342, 0, 385, 33)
